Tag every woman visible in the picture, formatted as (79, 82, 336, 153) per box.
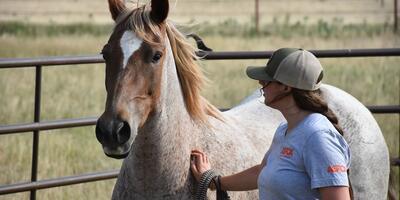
(191, 48, 352, 199)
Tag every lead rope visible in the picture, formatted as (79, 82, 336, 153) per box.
(195, 170, 231, 200)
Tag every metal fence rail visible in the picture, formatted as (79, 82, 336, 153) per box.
(0, 117, 98, 135)
(0, 48, 399, 199)
(1, 48, 400, 68)
(0, 170, 119, 195)
(1, 104, 399, 135)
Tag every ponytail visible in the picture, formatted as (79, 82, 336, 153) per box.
(291, 88, 344, 135)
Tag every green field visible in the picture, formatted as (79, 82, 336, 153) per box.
(0, 0, 399, 199)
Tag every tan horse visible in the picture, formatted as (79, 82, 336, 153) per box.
(95, 0, 390, 199)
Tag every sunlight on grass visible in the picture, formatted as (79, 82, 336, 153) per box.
(0, 30, 398, 199)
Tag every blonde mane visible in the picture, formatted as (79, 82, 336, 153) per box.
(116, 5, 222, 124)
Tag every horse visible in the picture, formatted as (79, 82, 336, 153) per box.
(95, 0, 391, 199)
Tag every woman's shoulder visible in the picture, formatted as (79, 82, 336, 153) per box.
(303, 126, 349, 156)
(300, 113, 348, 146)
(306, 129, 348, 147)
(301, 113, 337, 134)
(303, 129, 351, 166)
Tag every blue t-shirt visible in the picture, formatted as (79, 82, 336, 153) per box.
(257, 113, 351, 200)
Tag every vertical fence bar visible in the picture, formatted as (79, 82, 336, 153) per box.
(395, 0, 398, 32)
(30, 65, 42, 200)
(255, 0, 259, 33)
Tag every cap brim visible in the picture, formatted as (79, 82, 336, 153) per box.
(246, 66, 274, 81)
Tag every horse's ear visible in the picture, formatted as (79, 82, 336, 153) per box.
(108, 0, 126, 21)
(150, 0, 169, 24)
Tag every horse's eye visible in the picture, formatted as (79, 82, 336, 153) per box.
(152, 52, 162, 63)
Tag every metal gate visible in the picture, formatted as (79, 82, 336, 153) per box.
(0, 48, 399, 199)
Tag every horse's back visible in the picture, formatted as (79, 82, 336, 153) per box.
(320, 84, 390, 199)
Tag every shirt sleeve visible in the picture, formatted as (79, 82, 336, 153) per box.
(303, 130, 351, 189)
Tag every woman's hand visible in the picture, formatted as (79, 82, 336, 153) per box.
(190, 149, 212, 182)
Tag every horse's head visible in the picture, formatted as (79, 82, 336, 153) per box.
(95, 0, 170, 159)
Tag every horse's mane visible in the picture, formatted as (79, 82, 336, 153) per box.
(116, 5, 223, 125)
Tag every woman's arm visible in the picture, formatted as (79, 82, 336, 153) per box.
(219, 164, 262, 191)
(191, 149, 265, 191)
(319, 186, 351, 200)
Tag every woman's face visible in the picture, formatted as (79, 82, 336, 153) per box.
(259, 80, 289, 108)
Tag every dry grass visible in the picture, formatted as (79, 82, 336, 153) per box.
(0, 32, 398, 199)
(0, 0, 393, 24)
(0, 0, 398, 198)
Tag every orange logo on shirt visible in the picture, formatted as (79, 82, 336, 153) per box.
(281, 147, 294, 157)
(327, 165, 347, 173)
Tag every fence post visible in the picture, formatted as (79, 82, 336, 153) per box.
(255, 0, 259, 33)
(395, 0, 398, 32)
(30, 65, 42, 200)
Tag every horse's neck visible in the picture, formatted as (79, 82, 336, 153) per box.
(123, 107, 194, 195)
(119, 38, 197, 196)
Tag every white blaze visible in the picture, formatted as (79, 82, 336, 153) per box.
(120, 31, 143, 69)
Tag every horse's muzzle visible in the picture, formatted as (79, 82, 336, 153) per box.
(95, 117, 132, 158)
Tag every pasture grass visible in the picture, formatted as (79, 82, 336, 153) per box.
(0, 19, 397, 39)
(192, 18, 395, 39)
(0, 0, 393, 24)
(0, 25, 399, 199)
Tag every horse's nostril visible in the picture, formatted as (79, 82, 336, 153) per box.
(95, 118, 131, 146)
(95, 121, 106, 144)
(116, 121, 131, 144)
(116, 121, 124, 133)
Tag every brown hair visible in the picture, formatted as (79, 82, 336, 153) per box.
(291, 88, 344, 135)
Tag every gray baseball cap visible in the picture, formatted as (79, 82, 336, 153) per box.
(246, 48, 323, 91)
